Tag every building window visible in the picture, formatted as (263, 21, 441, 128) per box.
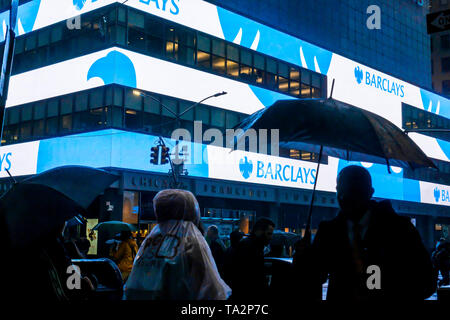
(442, 57, 450, 72)
(402, 102, 450, 141)
(2, 85, 248, 145)
(441, 34, 450, 50)
(123, 191, 139, 224)
(60, 114, 73, 133)
(279, 147, 328, 164)
(443, 80, 450, 96)
(301, 71, 312, 98)
(10, 4, 327, 100)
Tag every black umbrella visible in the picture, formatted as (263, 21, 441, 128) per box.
(92, 221, 137, 234)
(234, 98, 437, 241)
(0, 166, 118, 248)
(65, 214, 87, 229)
(271, 230, 301, 246)
(22, 165, 119, 209)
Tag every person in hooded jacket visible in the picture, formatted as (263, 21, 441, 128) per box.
(124, 189, 231, 300)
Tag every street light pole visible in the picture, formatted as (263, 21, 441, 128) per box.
(133, 89, 227, 122)
(0, 0, 19, 146)
(177, 91, 227, 119)
(133, 89, 227, 187)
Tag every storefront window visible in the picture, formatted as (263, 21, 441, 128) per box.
(123, 191, 139, 224)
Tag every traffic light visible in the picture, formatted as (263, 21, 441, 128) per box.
(161, 146, 170, 165)
(150, 146, 159, 165)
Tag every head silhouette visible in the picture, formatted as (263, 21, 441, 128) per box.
(252, 218, 275, 246)
(336, 165, 374, 222)
(206, 225, 219, 241)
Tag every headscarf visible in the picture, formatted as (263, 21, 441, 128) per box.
(124, 189, 231, 300)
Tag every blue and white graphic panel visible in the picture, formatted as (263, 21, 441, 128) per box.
(421, 182, 450, 206)
(3, 0, 450, 196)
(0, 140, 40, 178)
(6, 47, 292, 113)
(207, 145, 339, 193)
(5, 1, 450, 121)
(0, 129, 449, 207)
(5, 45, 450, 165)
(327, 55, 450, 163)
(0, 0, 118, 41)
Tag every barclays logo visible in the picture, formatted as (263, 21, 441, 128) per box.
(0, 152, 12, 172)
(354, 66, 363, 84)
(74, 0, 181, 15)
(73, 0, 88, 11)
(353, 65, 405, 97)
(239, 157, 253, 179)
(238, 156, 317, 184)
(138, 0, 180, 15)
(434, 187, 440, 202)
(434, 187, 450, 203)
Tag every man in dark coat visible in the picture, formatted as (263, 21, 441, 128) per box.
(222, 230, 244, 287)
(432, 238, 450, 287)
(293, 165, 436, 301)
(230, 218, 275, 300)
(206, 225, 226, 276)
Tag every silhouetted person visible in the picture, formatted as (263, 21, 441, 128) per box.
(124, 189, 230, 300)
(64, 238, 86, 259)
(206, 225, 226, 276)
(231, 218, 275, 300)
(76, 237, 91, 257)
(432, 238, 450, 287)
(223, 230, 244, 287)
(7, 222, 95, 301)
(293, 165, 436, 301)
(110, 230, 138, 282)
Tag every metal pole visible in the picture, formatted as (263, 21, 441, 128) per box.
(0, 1, 19, 146)
(137, 90, 226, 187)
(158, 136, 180, 188)
(135, 90, 227, 121)
(304, 145, 323, 244)
(178, 91, 227, 118)
(137, 191, 141, 233)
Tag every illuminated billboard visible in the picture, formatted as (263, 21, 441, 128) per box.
(6, 47, 292, 113)
(0, 128, 448, 207)
(5, 46, 450, 165)
(2, 0, 449, 205)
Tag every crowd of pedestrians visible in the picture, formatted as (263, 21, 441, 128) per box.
(3, 165, 449, 301)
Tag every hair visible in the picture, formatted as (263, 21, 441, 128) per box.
(207, 225, 219, 235)
(153, 189, 200, 226)
(337, 165, 373, 191)
(229, 230, 244, 247)
(252, 218, 275, 233)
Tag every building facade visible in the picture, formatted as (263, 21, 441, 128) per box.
(430, 0, 450, 96)
(0, 0, 449, 253)
(207, 0, 432, 89)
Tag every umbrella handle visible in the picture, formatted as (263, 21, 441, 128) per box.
(304, 145, 323, 242)
(5, 168, 17, 184)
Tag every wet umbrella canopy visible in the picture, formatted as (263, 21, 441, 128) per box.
(234, 98, 437, 240)
(22, 165, 119, 209)
(235, 98, 436, 170)
(93, 221, 137, 234)
(271, 230, 301, 246)
(0, 166, 119, 248)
